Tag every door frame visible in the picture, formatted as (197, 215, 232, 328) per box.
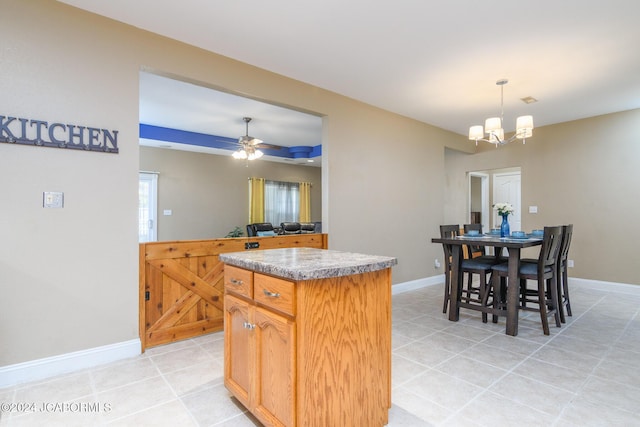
(468, 172, 490, 233)
(139, 171, 158, 242)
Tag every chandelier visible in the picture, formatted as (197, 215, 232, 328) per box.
(469, 79, 534, 146)
(232, 117, 264, 160)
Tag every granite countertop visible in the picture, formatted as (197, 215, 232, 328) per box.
(219, 247, 397, 281)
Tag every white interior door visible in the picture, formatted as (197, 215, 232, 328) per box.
(493, 172, 521, 231)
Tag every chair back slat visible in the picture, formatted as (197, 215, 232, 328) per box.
(540, 226, 563, 269)
(439, 224, 459, 260)
(463, 223, 486, 257)
(559, 224, 573, 264)
(440, 224, 460, 238)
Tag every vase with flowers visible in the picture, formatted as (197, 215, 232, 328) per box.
(493, 203, 515, 237)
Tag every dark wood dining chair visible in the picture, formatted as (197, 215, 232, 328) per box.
(440, 224, 494, 322)
(521, 224, 574, 323)
(439, 224, 460, 313)
(463, 223, 503, 263)
(491, 226, 563, 335)
(463, 223, 485, 259)
(556, 224, 573, 323)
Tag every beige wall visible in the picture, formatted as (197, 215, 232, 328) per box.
(139, 146, 322, 240)
(0, 1, 141, 366)
(1, 0, 465, 366)
(4, 0, 636, 369)
(445, 109, 640, 284)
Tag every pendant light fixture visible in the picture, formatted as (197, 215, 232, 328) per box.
(469, 79, 534, 146)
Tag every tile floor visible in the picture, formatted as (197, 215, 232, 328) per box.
(1, 282, 639, 426)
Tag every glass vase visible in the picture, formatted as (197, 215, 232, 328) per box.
(500, 214, 510, 238)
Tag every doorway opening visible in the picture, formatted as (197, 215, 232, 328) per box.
(468, 172, 489, 232)
(468, 167, 522, 232)
(138, 70, 326, 241)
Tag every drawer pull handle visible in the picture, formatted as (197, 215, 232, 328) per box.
(230, 278, 243, 285)
(263, 289, 281, 298)
(243, 322, 255, 330)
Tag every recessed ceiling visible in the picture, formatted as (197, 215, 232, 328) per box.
(139, 72, 323, 166)
(61, 0, 640, 141)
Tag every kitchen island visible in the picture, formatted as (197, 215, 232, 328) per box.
(219, 247, 397, 427)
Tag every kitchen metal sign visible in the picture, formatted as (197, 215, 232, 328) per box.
(0, 115, 119, 153)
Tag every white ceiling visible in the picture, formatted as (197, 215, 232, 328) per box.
(138, 71, 323, 165)
(60, 0, 640, 153)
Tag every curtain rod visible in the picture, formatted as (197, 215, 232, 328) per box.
(247, 177, 312, 186)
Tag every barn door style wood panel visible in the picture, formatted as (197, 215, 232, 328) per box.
(139, 234, 327, 351)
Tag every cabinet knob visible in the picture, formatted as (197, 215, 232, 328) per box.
(263, 289, 281, 298)
(230, 278, 243, 285)
(243, 322, 256, 330)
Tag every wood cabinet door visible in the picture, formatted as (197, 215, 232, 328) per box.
(224, 294, 253, 410)
(253, 306, 296, 427)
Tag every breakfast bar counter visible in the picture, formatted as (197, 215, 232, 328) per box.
(219, 247, 397, 427)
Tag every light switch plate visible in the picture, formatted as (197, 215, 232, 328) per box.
(43, 191, 64, 208)
(529, 206, 538, 213)
(163, 209, 172, 216)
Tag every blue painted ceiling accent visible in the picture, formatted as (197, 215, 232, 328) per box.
(139, 124, 321, 159)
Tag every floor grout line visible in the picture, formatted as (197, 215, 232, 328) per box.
(3, 285, 640, 426)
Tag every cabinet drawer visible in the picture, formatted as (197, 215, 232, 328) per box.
(225, 265, 253, 299)
(254, 274, 295, 316)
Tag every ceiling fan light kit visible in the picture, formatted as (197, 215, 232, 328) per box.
(469, 79, 534, 147)
(232, 148, 263, 160)
(233, 117, 264, 161)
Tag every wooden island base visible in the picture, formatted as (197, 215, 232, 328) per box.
(221, 248, 396, 427)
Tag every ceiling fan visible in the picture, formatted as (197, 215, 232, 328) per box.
(232, 117, 280, 161)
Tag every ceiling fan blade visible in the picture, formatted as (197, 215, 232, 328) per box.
(255, 143, 282, 150)
(239, 135, 264, 145)
(236, 117, 280, 152)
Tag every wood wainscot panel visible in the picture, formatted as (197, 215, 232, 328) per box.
(139, 234, 328, 351)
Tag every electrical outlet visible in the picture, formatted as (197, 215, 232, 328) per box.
(434, 259, 441, 269)
(568, 260, 574, 268)
(43, 191, 64, 208)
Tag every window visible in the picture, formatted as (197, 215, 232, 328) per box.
(264, 180, 300, 226)
(139, 172, 158, 242)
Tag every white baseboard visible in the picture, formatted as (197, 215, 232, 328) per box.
(392, 274, 444, 295)
(0, 339, 141, 389)
(2, 276, 636, 390)
(391, 275, 640, 296)
(569, 277, 640, 295)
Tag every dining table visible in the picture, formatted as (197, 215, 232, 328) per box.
(431, 233, 543, 336)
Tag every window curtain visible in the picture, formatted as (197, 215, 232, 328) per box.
(248, 177, 265, 223)
(265, 180, 299, 226)
(299, 182, 311, 223)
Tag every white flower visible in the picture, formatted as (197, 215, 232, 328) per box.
(493, 203, 514, 216)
